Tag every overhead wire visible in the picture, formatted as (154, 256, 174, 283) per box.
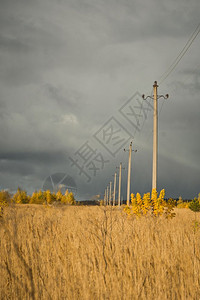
(131, 24, 200, 138)
(158, 23, 200, 85)
(158, 23, 200, 115)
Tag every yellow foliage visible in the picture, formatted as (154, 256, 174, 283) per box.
(13, 188, 29, 204)
(61, 190, 76, 205)
(124, 189, 175, 219)
(157, 189, 165, 216)
(130, 193, 140, 216)
(56, 190, 63, 202)
(177, 201, 189, 209)
(30, 190, 45, 204)
(142, 192, 151, 215)
(45, 190, 55, 204)
(136, 193, 143, 217)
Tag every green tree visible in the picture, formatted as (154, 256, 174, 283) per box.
(189, 198, 200, 220)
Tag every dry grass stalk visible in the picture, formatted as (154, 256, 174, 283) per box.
(0, 205, 200, 299)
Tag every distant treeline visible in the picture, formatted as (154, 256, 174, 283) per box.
(0, 188, 75, 205)
(0, 189, 199, 208)
(77, 200, 101, 206)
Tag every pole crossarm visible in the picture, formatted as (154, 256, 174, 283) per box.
(142, 81, 169, 101)
(124, 141, 137, 153)
(142, 94, 169, 100)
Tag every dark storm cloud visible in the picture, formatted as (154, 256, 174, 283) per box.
(0, 159, 35, 176)
(158, 153, 200, 199)
(67, 0, 200, 43)
(0, 151, 69, 181)
(0, 150, 71, 193)
(0, 151, 67, 163)
(0, 0, 199, 198)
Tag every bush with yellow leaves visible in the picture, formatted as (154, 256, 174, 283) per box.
(124, 189, 175, 219)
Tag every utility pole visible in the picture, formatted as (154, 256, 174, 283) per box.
(117, 162, 124, 207)
(152, 81, 158, 191)
(109, 181, 112, 206)
(118, 163, 122, 207)
(113, 172, 117, 206)
(126, 142, 132, 206)
(142, 81, 169, 191)
(124, 142, 137, 206)
(104, 188, 107, 206)
(106, 185, 109, 206)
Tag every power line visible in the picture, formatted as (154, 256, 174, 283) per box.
(158, 23, 200, 116)
(159, 23, 200, 85)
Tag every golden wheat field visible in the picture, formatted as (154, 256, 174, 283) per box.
(0, 205, 200, 300)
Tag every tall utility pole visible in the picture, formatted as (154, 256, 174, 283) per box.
(142, 81, 169, 191)
(152, 81, 158, 191)
(109, 181, 112, 206)
(113, 172, 117, 206)
(124, 142, 137, 206)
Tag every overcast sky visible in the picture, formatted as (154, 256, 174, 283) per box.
(0, 0, 200, 200)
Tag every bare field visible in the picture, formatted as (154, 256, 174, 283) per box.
(0, 205, 200, 300)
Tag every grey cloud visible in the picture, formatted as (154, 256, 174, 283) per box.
(0, 159, 35, 176)
(0, 151, 67, 164)
(0, 0, 199, 198)
(0, 35, 31, 53)
(44, 84, 82, 111)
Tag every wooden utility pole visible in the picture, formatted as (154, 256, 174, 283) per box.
(106, 185, 109, 206)
(113, 172, 117, 206)
(126, 142, 132, 206)
(117, 163, 122, 206)
(143, 81, 169, 191)
(152, 81, 158, 191)
(109, 181, 112, 206)
(124, 142, 137, 206)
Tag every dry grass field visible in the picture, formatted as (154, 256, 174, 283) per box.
(0, 205, 200, 300)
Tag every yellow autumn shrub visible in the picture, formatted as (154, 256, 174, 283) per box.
(124, 189, 175, 219)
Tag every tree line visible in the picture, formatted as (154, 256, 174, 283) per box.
(0, 188, 76, 206)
